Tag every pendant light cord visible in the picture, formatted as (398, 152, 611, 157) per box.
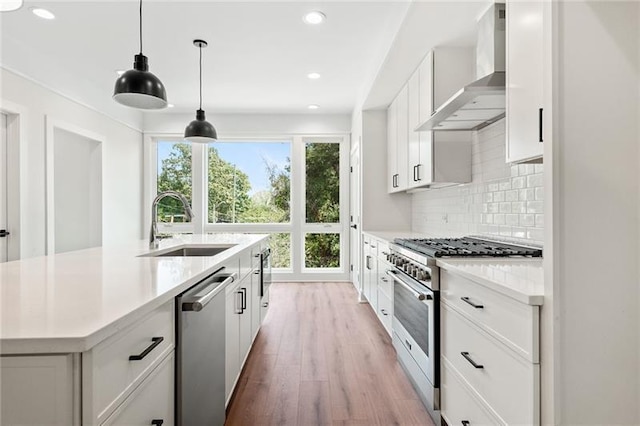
(199, 44, 203, 110)
(139, 0, 143, 54)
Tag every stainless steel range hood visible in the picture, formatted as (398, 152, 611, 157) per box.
(417, 3, 506, 132)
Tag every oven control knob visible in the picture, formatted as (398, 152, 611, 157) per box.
(412, 268, 419, 278)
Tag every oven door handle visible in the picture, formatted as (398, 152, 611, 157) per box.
(386, 269, 432, 301)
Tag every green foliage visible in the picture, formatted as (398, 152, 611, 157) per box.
(208, 146, 251, 223)
(157, 143, 192, 222)
(305, 143, 340, 223)
(156, 141, 341, 269)
(305, 234, 340, 268)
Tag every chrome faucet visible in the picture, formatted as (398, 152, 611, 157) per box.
(150, 191, 194, 248)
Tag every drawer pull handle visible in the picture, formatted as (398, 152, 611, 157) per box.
(405, 339, 412, 350)
(380, 309, 388, 316)
(129, 337, 164, 361)
(461, 296, 484, 309)
(151, 420, 164, 426)
(461, 421, 470, 426)
(461, 351, 484, 369)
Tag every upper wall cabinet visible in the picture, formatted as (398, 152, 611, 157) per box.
(388, 85, 409, 193)
(506, 0, 544, 163)
(394, 48, 472, 193)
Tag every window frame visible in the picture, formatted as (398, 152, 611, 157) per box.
(144, 132, 350, 281)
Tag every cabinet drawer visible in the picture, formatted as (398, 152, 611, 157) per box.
(378, 269, 393, 299)
(377, 240, 390, 258)
(440, 269, 539, 362)
(392, 317, 430, 379)
(89, 301, 175, 422)
(101, 352, 174, 426)
(376, 290, 392, 335)
(441, 304, 539, 425)
(367, 237, 378, 257)
(250, 242, 263, 268)
(441, 360, 503, 426)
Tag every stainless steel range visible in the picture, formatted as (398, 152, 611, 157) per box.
(385, 237, 542, 423)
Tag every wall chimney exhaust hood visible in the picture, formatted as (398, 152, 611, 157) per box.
(417, 3, 506, 132)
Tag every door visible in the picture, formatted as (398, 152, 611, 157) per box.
(0, 113, 7, 263)
(349, 146, 361, 292)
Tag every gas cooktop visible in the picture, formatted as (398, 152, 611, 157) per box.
(393, 237, 542, 258)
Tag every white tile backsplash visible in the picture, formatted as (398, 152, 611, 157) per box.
(411, 119, 544, 245)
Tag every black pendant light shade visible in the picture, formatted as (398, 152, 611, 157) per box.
(184, 39, 217, 143)
(113, 0, 167, 109)
(185, 109, 217, 142)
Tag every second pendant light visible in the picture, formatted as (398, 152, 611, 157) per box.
(184, 39, 217, 143)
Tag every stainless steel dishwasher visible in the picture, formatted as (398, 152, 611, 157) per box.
(176, 268, 236, 426)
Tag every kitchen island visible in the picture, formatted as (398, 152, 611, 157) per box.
(0, 233, 268, 425)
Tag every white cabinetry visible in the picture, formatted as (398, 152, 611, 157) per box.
(0, 354, 76, 425)
(362, 234, 393, 335)
(506, 0, 544, 163)
(440, 269, 540, 425)
(395, 48, 473, 192)
(387, 85, 409, 193)
(225, 254, 261, 404)
(101, 352, 174, 426)
(362, 235, 377, 309)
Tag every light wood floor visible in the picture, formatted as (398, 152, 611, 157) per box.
(225, 282, 434, 426)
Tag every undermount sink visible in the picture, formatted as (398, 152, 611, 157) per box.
(141, 244, 236, 257)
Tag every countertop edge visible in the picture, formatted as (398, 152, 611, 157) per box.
(0, 235, 269, 355)
(436, 259, 544, 306)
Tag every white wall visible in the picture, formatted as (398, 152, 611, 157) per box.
(0, 68, 144, 258)
(412, 120, 544, 244)
(53, 128, 102, 254)
(144, 112, 351, 135)
(553, 2, 639, 423)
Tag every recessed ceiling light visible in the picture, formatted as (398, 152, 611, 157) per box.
(116, 69, 126, 76)
(307, 72, 321, 80)
(308, 104, 319, 110)
(31, 7, 55, 20)
(303, 11, 325, 25)
(0, 0, 23, 12)
(167, 104, 175, 108)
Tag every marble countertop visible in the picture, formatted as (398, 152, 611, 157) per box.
(0, 234, 267, 354)
(437, 258, 544, 305)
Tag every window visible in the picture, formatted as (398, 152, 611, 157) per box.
(302, 140, 342, 271)
(156, 140, 192, 223)
(147, 134, 348, 280)
(207, 141, 290, 224)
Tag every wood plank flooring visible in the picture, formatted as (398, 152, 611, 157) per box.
(225, 282, 434, 426)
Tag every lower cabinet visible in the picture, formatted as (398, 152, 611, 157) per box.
(440, 270, 541, 425)
(362, 234, 394, 336)
(225, 265, 260, 404)
(0, 354, 76, 425)
(101, 352, 174, 426)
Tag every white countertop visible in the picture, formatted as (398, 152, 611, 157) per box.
(437, 258, 544, 305)
(362, 230, 544, 306)
(0, 234, 267, 354)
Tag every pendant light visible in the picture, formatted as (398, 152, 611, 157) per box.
(113, 0, 167, 109)
(184, 39, 217, 143)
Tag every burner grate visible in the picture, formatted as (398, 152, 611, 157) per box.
(393, 237, 542, 258)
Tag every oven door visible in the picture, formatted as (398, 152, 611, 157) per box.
(387, 268, 438, 386)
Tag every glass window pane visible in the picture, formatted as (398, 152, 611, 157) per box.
(305, 233, 340, 268)
(269, 233, 291, 269)
(157, 141, 192, 223)
(208, 141, 291, 224)
(305, 142, 340, 223)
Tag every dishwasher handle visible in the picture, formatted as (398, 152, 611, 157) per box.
(182, 272, 237, 312)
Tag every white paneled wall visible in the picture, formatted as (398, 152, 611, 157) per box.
(412, 119, 544, 244)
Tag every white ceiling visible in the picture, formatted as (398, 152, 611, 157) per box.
(0, 1, 491, 125)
